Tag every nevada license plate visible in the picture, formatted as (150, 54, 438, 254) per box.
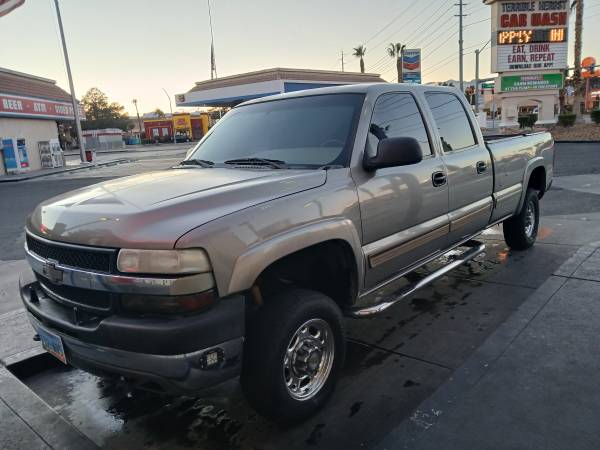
(37, 326, 67, 364)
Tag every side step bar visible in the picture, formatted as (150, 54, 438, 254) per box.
(348, 240, 486, 318)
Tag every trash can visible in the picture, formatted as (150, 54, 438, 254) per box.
(85, 150, 94, 162)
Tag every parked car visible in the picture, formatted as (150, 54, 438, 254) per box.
(20, 84, 553, 421)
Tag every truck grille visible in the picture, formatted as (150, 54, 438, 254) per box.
(38, 278, 112, 311)
(26, 234, 113, 273)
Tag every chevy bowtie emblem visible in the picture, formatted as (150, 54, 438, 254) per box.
(42, 262, 63, 284)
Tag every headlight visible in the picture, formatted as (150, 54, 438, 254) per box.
(117, 249, 211, 274)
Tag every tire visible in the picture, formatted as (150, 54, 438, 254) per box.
(503, 188, 540, 250)
(241, 288, 346, 422)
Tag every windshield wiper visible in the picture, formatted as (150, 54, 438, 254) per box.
(224, 158, 287, 169)
(179, 159, 214, 168)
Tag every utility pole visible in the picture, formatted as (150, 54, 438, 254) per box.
(340, 50, 346, 72)
(162, 88, 176, 144)
(53, 0, 86, 163)
(456, 0, 467, 93)
(475, 49, 480, 113)
(572, 0, 584, 117)
(208, 0, 217, 79)
(132, 99, 143, 139)
(474, 39, 490, 115)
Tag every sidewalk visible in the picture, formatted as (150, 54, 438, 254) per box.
(0, 158, 132, 183)
(379, 243, 600, 449)
(0, 277, 97, 449)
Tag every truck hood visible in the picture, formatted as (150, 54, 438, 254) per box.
(27, 167, 326, 248)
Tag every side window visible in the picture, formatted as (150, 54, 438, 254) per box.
(425, 92, 476, 152)
(367, 93, 432, 158)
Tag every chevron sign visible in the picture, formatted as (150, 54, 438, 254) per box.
(403, 49, 421, 84)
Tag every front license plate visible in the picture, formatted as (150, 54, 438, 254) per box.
(37, 326, 67, 364)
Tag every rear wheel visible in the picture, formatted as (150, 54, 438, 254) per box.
(241, 288, 345, 422)
(503, 188, 540, 250)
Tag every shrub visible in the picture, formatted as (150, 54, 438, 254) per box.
(558, 113, 576, 127)
(518, 114, 537, 129)
(518, 116, 529, 129)
(591, 109, 600, 124)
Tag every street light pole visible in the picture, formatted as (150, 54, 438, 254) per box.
(53, 0, 86, 163)
(162, 88, 176, 144)
(132, 99, 143, 139)
(474, 39, 490, 115)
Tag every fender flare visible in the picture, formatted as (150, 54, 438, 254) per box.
(515, 157, 546, 213)
(225, 218, 365, 296)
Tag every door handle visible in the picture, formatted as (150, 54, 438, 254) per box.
(432, 171, 447, 187)
(476, 161, 487, 174)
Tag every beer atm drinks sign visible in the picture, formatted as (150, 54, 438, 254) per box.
(490, 1, 570, 73)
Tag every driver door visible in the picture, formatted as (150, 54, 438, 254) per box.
(353, 92, 450, 289)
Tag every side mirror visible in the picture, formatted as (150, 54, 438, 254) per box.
(363, 137, 423, 172)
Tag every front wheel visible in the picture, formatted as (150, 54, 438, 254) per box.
(241, 289, 345, 422)
(503, 188, 540, 250)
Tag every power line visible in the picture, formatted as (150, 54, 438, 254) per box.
(405, 1, 455, 48)
(368, 0, 442, 52)
(361, 1, 420, 47)
(422, 40, 487, 76)
(366, 0, 457, 73)
(376, 9, 463, 75)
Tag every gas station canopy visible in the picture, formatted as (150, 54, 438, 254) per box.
(176, 67, 384, 108)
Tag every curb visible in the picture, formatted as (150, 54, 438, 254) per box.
(63, 145, 193, 156)
(554, 140, 600, 143)
(377, 243, 599, 449)
(0, 158, 134, 183)
(0, 365, 99, 449)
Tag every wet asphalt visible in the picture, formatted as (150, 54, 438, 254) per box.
(1, 142, 599, 449)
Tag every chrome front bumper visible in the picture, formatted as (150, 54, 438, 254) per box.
(28, 313, 244, 393)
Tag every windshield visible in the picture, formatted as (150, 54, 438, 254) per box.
(186, 93, 365, 168)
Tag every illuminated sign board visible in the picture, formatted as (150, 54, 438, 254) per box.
(500, 73, 563, 91)
(497, 28, 566, 44)
(490, 1, 569, 73)
(402, 49, 421, 84)
(0, 93, 85, 120)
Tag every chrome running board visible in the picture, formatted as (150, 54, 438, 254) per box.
(347, 240, 486, 317)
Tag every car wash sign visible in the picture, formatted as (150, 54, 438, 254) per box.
(402, 49, 421, 84)
(0, 93, 85, 120)
(489, 1, 570, 72)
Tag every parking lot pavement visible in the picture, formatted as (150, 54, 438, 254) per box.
(379, 243, 600, 450)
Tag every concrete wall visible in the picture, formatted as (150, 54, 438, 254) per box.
(0, 118, 58, 175)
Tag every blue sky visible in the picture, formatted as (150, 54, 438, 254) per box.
(1, 0, 598, 114)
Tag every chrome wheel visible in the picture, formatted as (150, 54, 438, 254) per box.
(283, 318, 335, 401)
(524, 200, 536, 238)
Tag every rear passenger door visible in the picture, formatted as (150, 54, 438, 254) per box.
(424, 92, 493, 243)
(354, 92, 449, 289)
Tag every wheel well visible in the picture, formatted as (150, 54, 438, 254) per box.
(528, 166, 546, 198)
(254, 240, 358, 308)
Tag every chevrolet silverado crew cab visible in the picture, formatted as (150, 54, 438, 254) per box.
(20, 84, 553, 421)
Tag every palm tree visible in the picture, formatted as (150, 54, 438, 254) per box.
(572, 0, 584, 118)
(387, 43, 406, 83)
(353, 45, 366, 73)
